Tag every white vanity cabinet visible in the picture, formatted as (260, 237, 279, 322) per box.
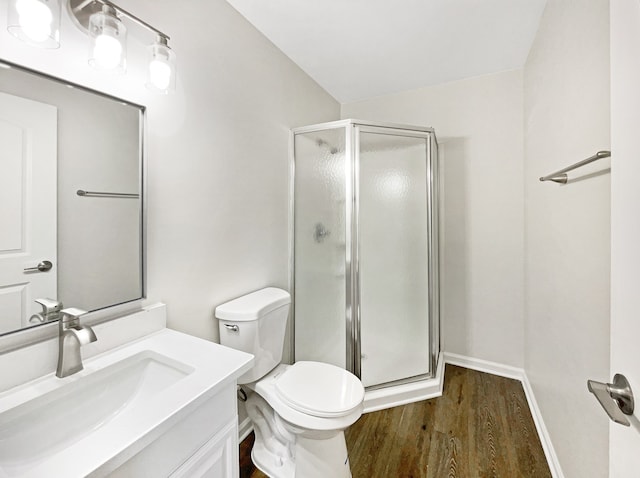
(0, 316, 253, 478)
(108, 382, 240, 478)
(171, 419, 238, 477)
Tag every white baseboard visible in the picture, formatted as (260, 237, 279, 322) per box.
(520, 373, 565, 478)
(238, 416, 253, 443)
(443, 353, 565, 478)
(443, 352, 525, 381)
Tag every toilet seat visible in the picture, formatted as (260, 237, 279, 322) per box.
(274, 361, 364, 418)
(253, 364, 364, 432)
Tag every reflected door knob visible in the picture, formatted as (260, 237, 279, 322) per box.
(23, 260, 53, 273)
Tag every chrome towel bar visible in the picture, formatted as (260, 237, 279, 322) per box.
(77, 189, 139, 198)
(539, 150, 611, 184)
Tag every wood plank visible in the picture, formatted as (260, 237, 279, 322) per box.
(239, 432, 268, 478)
(240, 365, 551, 478)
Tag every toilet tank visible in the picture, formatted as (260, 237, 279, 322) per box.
(215, 287, 290, 384)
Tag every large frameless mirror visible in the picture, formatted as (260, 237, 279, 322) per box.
(0, 59, 144, 336)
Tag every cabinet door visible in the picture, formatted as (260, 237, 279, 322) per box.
(171, 420, 238, 478)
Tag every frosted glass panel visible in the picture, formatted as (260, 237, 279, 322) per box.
(294, 128, 347, 368)
(358, 132, 430, 387)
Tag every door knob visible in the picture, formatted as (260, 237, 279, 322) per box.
(587, 374, 635, 426)
(23, 260, 53, 273)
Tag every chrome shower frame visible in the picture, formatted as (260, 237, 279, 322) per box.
(289, 119, 440, 388)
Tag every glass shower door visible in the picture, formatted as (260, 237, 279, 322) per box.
(356, 128, 431, 387)
(293, 127, 349, 369)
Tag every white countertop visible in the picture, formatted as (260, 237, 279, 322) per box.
(0, 328, 253, 477)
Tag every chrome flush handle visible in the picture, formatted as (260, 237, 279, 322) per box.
(223, 324, 239, 332)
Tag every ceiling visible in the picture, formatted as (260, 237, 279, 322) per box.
(225, 0, 548, 103)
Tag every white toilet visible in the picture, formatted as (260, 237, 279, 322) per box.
(215, 287, 364, 478)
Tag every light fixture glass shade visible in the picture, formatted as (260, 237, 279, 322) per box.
(146, 37, 176, 94)
(88, 6, 126, 73)
(7, 0, 61, 49)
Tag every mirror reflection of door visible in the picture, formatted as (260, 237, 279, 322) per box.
(0, 92, 57, 333)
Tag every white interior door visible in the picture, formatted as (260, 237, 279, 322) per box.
(0, 92, 57, 333)
(610, 1, 640, 475)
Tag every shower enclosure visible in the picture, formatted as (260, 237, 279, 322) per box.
(290, 119, 440, 391)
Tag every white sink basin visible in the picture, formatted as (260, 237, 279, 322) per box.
(0, 329, 253, 478)
(0, 351, 192, 476)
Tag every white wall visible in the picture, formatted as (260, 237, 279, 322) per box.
(523, 1, 611, 477)
(0, 0, 340, 352)
(137, 0, 340, 349)
(342, 70, 525, 368)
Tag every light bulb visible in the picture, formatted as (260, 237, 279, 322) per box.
(88, 6, 126, 72)
(146, 37, 176, 93)
(149, 59, 171, 91)
(15, 0, 52, 43)
(92, 33, 123, 70)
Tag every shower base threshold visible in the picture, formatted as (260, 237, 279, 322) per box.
(363, 352, 445, 413)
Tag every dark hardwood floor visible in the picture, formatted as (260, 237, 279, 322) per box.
(240, 432, 267, 478)
(240, 365, 551, 477)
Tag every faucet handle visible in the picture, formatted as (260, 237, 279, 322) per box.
(34, 298, 63, 315)
(59, 308, 88, 324)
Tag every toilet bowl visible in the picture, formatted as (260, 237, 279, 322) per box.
(246, 362, 364, 477)
(215, 288, 364, 478)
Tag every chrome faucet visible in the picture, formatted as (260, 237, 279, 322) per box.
(29, 298, 63, 324)
(56, 308, 97, 378)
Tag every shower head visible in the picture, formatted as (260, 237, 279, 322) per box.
(316, 138, 339, 155)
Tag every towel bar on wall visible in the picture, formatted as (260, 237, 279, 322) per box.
(76, 189, 139, 198)
(539, 150, 611, 184)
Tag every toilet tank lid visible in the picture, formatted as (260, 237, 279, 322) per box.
(215, 287, 290, 321)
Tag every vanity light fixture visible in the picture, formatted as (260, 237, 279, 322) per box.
(7, 0, 61, 49)
(71, 0, 176, 90)
(73, 0, 176, 91)
(8, 0, 176, 92)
